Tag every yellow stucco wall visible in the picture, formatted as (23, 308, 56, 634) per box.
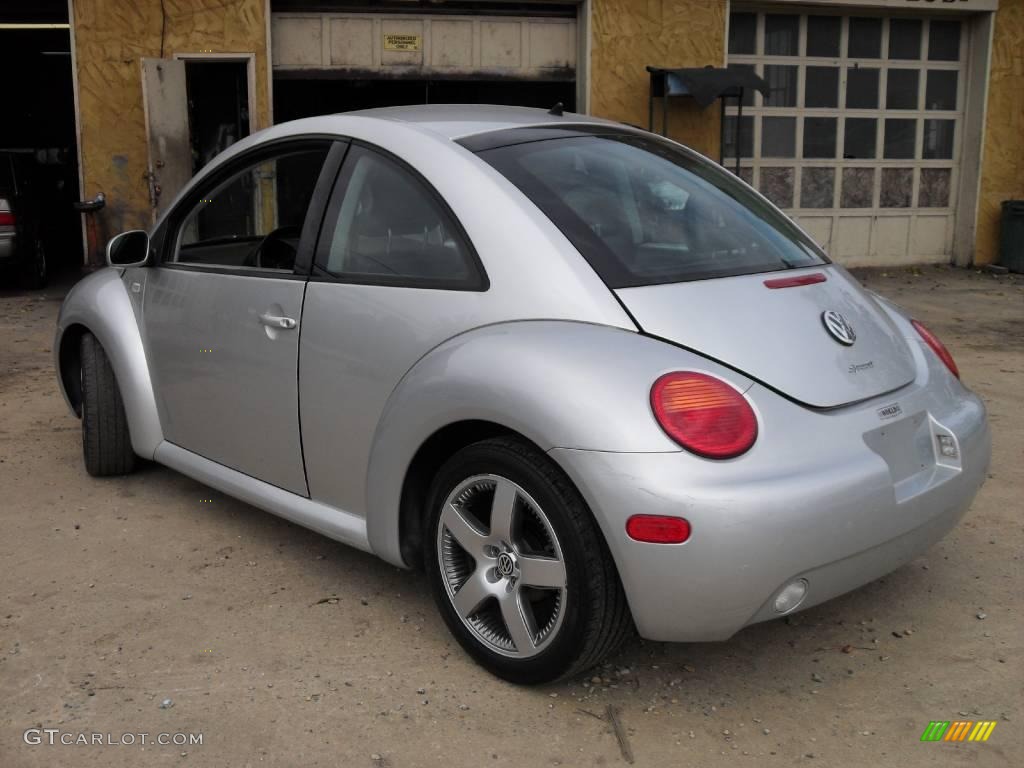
(976, 0, 1024, 266)
(72, 0, 270, 249)
(590, 0, 727, 158)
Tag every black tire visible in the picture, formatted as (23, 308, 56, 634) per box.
(80, 333, 136, 477)
(424, 436, 632, 684)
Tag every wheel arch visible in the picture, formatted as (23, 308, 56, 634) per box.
(53, 269, 163, 458)
(395, 419, 546, 570)
(364, 320, 697, 569)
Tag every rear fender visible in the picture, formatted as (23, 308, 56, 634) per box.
(364, 320, 752, 566)
(54, 268, 163, 458)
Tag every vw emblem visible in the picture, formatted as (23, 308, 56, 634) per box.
(822, 310, 856, 346)
(496, 552, 516, 578)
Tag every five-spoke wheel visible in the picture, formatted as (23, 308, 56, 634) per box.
(425, 437, 632, 683)
(438, 474, 568, 658)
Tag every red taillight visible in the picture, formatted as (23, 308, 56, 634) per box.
(911, 319, 959, 379)
(650, 372, 758, 459)
(0, 211, 15, 227)
(626, 514, 691, 544)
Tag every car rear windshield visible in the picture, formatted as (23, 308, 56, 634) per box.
(475, 133, 827, 287)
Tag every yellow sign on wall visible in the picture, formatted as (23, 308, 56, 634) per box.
(383, 34, 421, 52)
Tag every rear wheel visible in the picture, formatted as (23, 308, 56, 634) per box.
(424, 437, 632, 683)
(80, 333, 136, 476)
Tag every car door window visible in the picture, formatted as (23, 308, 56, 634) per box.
(173, 147, 328, 271)
(316, 145, 484, 289)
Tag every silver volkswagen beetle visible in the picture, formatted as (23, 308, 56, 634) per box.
(54, 105, 990, 683)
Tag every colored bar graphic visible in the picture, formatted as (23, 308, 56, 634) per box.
(922, 720, 997, 743)
(944, 721, 971, 741)
(921, 721, 950, 741)
(969, 722, 997, 742)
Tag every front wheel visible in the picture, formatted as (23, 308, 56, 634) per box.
(425, 437, 632, 684)
(80, 332, 137, 476)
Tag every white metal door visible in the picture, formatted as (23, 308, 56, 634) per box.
(271, 12, 577, 79)
(141, 58, 192, 220)
(725, 8, 966, 266)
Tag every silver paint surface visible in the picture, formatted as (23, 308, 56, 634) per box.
(54, 106, 990, 643)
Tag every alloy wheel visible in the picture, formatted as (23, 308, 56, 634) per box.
(436, 474, 568, 658)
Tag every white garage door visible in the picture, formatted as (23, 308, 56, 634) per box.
(725, 9, 966, 266)
(272, 12, 577, 79)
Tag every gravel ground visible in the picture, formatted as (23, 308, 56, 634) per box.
(1, 265, 1020, 768)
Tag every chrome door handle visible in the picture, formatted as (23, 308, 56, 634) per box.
(258, 312, 297, 330)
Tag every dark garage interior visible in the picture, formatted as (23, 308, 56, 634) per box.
(0, 0, 83, 285)
(274, 77, 577, 123)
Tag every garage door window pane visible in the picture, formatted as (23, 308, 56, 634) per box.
(728, 64, 756, 106)
(925, 70, 958, 110)
(923, 119, 955, 160)
(844, 118, 877, 159)
(724, 116, 754, 158)
(762, 117, 796, 158)
(929, 20, 961, 61)
(841, 168, 874, 208)
(323, 148, 477, 285)
(884, 119, 917, 159)
(806, 16, 840, 57)
(765, 15, 799, 55)
(800, 167, 835, 208)
(846, 68, 879, 109)
(886, 69, 919, 110)
(880, 168, 913, 208)
(848, 18, 882, 58)
(764, 65, 797, 106)
(729, 12, 757, 54)
(919, 168, 951, 207)
(759, 167, 794, 208)
(889, 19, 922, 59)
(805, 67, 839, 108)
(803, 117, 837, 158)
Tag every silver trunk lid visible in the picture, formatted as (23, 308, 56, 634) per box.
(615, 266, 916, 408)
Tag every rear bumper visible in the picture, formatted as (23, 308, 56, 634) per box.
(0, 231, 15, 261)
(550, 369, 990, 642)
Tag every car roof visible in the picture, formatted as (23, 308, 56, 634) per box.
(337, 104, 618, 140)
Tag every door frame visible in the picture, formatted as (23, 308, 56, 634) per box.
(172, 52, 258, 138)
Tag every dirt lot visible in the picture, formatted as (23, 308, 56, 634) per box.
(1, 265, 1021, 768)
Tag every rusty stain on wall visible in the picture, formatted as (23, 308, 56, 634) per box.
(590, 0, 726, 158)
(977, 0, 1024, 266)
(72, 0, 270, 248)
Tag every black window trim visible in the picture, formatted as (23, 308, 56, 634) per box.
(310, 140, 489, 293)
(155, 136, 348, 280)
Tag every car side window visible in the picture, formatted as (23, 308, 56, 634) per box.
(172, 147, 329, 272)
(317, 145, 483, 288)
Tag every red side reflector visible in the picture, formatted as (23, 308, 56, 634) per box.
(0, 211, 15, 227)
(626, 515, 691, 544)
(763, 272, 827, 289)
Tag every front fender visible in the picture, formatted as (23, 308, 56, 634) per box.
(364, 320, 753, 566)
(54, 268, 163, 458)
